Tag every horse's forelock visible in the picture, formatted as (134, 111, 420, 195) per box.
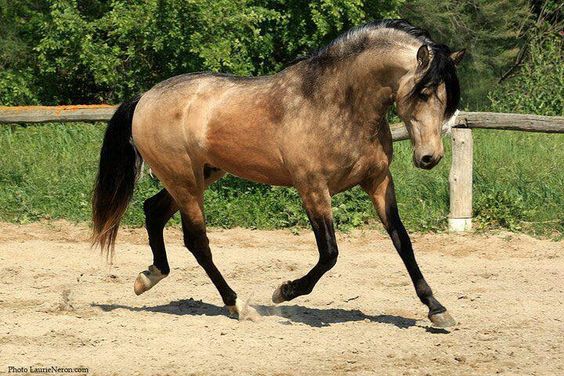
(409, 44, 460, 118)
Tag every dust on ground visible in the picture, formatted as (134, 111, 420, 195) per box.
(0, 221, 562, 375)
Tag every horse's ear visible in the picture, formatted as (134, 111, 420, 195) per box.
(417, 45, 430, 69)
(450, 49, 466, 66)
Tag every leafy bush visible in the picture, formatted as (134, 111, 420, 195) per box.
(472, 4, 563, 236)
(400, 0, 531, 110)
(0, 0, 404, 105)
(488, 22, 563, 116)
(0, 0, 48, 105)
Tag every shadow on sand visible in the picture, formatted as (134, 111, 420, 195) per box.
(93, 298, 448, 333)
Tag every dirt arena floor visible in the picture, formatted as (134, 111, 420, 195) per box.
(0, 221, 562, 375)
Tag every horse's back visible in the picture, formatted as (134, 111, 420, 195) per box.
(132, 73, 293, 186)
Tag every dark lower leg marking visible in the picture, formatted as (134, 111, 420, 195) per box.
(275, 215, 338, 302)
(386, 204, 447, 316)
(143, 189, 178, 275)
(181, 214, 237, 307)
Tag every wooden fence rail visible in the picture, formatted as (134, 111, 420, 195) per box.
(1, 105, 563, 232)
(446, 112, 563, 232)
(0, 105, 117, 123)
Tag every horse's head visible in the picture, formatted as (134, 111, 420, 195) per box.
(396, 44, 465, 169)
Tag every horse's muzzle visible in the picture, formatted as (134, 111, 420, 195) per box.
(413, 151, 443, 170)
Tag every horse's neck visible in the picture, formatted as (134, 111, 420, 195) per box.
(296, 51, 409, 131)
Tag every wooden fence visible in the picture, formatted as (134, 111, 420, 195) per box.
(1, 105, 563, 232)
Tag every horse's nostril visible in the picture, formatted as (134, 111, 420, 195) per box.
(421, 155, 433, 164)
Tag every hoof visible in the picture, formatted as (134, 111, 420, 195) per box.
(272, 282, 290, 304)
(227, 299, 261, 322)
(133, 265, 167, 295)
(429, 311, 456, 328)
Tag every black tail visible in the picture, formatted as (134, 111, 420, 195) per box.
(92, 98, 141, 257)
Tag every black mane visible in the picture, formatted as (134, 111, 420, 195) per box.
(300, 19, 460, 117)
(411, 44, 460, 118)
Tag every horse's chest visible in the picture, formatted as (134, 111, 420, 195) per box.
(326, 152, 389, 193)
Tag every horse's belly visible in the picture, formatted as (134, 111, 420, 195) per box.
(205, 129, 292, 186)
(209, 153, 292, 186)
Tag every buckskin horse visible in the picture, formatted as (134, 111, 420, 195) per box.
(92, 19, 465, 327)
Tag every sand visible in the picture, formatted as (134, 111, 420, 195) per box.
(0, 221, 562, 375)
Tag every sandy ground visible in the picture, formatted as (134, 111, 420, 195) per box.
(0, 221, 562, 376)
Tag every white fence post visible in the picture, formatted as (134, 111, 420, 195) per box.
(448, 127, 473, 232)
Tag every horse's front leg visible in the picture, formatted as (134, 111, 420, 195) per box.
(272, 186, 338, 303)
(362, 173, 456, 327)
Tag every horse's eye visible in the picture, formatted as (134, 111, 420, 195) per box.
(418, 92, 430, 101)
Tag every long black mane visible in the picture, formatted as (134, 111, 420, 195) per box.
(411, 44, 460, 118)
(300, 19, 460, 117)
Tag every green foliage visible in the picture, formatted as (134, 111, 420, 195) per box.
(32, 0, 277, 103)
(400, 0, 531, 110)
(1, 124, 561, 238)
(0, 0, 403, 105)
(474, 190, 527, 232)
(0, 70, 39, 105)
(0, 0, 557, 112)
(472, 130, 563, 238)
(1, 0, 554, 111)
(488, 16, 563, 116)
(0, 1, 562, 239)
(474, 2, 563, 236)
(254, 0, 404, 70)
(0, 0, 49, 105)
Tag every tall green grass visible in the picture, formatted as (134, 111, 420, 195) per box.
(0, 123, 562, 238)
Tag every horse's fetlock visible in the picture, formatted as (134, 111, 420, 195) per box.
(415, 279, 433, 299)
(223, 292, 237, 307)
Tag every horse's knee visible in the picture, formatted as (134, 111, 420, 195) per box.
(144, 191, 174, 229)
(183, 225, 208, 248)
(183, 228, 213, 265)
(320, 248, 338, 270)
(143, 196, 156, 220)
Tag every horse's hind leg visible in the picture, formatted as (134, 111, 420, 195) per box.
(134, 189, 178, 295)
(272, 186, 339, 303)
(179, 187, 259, 321)
(362, 173, 456, 328)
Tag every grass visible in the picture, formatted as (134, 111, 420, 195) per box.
(0, 122, 562, 238)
